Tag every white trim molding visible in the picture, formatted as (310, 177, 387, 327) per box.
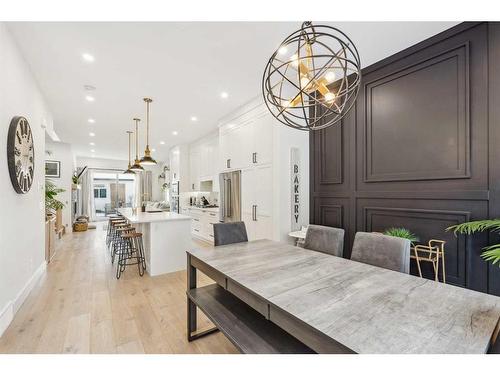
(0, 261, 46, 337)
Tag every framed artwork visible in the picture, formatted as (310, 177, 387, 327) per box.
(45, 160, 61, 178)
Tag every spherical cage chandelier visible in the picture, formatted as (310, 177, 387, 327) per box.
(262, 22, 361, 131)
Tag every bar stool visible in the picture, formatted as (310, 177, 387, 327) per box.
(107, 217, 126, 246)
(116, 232, 146, 279)
(108, 219, 127, 248)
(112, 226, 135, 264)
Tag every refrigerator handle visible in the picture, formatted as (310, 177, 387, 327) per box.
(227, 178, 232, 218)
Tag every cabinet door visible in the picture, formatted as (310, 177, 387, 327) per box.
(254, 215, 273, 240)
(253, 114, 273, 165)
(236, 123, 255, 169)
(242, 212, 256, 241)
(254, 165, 273, 217)
(254, 165, 273, 240)
(241, 169, 255, 216)
(220, 131, 231, 170)
(170, 149, 180, 181)
(189, 150, 200, 191)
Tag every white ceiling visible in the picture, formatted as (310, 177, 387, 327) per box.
(8, 22, 459, 162)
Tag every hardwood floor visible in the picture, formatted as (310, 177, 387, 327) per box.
(0, 222, 238, 354)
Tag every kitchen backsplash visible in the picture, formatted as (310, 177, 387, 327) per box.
(180, 191, 219, 207)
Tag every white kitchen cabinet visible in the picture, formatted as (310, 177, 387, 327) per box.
(189, 133, 219, 191)
(220, 114, 273, 172)
(241, 164, 273, 241)
(184, 207, 219, 243)
(252, 114, 273, 166)
(169, 144, 190, 193)
(189, 148, 201, 191)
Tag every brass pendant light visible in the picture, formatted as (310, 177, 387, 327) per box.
(123, 130, 135, 174)
(130, 118, 144, 172)
(139, 97, 157, 165)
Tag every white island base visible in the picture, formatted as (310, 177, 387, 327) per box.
(117, 208, 192, 276)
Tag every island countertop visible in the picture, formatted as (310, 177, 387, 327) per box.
(117, 208, 191, 224)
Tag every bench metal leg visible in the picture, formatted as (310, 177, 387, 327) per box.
(187, 254, 219, 341)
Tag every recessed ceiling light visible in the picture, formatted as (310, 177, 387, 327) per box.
(90, 149, 95, 153)
(220, 92, 229, 99)
(89, 132, 95, 137)
(190, 116, 198, 122)
(89, 142, 95, 146)
(159, 141, 165, 145)
(151, 148, 156, 152)
(88, 118, 95, 124)
(82, 53, 95, 62)
(172, 131, 178, 136)
(85, 95, 95, 102)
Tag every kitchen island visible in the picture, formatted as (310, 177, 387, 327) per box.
(117, 208, 192, 276)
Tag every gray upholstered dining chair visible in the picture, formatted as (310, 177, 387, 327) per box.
(303, 225, 344, 257)
(350, 232, 411, 273)
(213, 221, 249, 247)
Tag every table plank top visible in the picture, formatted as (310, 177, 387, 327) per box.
(188, 239, 500, 354)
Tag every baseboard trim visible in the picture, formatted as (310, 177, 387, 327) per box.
(0, 302, 13, 338)
(0, 261, 46, 337)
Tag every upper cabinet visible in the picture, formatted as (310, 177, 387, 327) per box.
(169, 144, 190, 192)
(189, 132, 219, 191)
(219, 111, 273, 171)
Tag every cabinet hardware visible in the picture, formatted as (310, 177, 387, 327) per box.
(210, 213, 216, 216)
(209, 234, 214, 238)
(192, 183, 195, 190)
(226, 159, 231, 169)
(194, 229, 199, 232)
(252, 205, 257, 221)
(252, 152, 257, 164)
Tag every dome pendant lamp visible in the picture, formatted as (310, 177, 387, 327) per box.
(123, 130, 135, 174)
(139, 97, 157, 166)
(130, 118, 144, 172)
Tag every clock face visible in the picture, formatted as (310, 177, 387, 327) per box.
(7, 116, 35, 194)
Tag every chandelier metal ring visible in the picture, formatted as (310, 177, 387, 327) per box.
(262, 22, 362, 131)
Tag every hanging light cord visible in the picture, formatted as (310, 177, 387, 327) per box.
(134, 119, 140, 159)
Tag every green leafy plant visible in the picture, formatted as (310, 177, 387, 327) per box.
(383, 227, 419, 245)
(447, 219, 500, 266)
(45, 179, 65, 214)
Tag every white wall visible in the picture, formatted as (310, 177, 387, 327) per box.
(45, 140, 74, 229)
(0, 23, 54, 336)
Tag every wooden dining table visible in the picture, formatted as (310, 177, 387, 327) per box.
(186, 239, 500, 354)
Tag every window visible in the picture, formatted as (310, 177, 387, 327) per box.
(94, 188, 107, 198)
(99, 188, 107, 198)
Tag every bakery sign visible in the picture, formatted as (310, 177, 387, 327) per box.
(291, 147, 301, 231)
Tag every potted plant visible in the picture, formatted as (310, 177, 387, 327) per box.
(45, 179, 65, 218)
(447, 220, 500, 266)
(383, 227, 419, 245)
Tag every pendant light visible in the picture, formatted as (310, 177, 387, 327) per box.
(130, 118, 144, 172)
(139, 97, 157, 165)
(123, 130, 135, 174)
(262, 21, 361, 131)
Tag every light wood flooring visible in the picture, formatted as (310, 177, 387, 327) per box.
(0, 223, 238, 354)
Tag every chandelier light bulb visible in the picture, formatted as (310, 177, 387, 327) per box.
(290, 53, 299, 68)
(278, 46, 288, 55)
(324, 70, 337, 83)
(324, 92, 336, 102)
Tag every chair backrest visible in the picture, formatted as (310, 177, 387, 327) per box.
(213, 221, 248, 247)
(303, 224, 344, 257)
(350, 232, 411, 273)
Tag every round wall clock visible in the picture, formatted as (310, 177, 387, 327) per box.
(7, 116, 35, 194)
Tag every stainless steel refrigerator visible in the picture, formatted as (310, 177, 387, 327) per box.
(219, 170, 241, 223)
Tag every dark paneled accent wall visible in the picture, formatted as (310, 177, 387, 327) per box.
(310, 22, 500, 295)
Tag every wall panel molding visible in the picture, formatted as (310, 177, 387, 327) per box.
(364, 42, 470, 183)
